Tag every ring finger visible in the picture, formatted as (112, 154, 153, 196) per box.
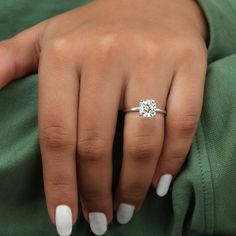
(114, 57, 173, 224)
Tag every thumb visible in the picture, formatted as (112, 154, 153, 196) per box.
(0, 20, 48, 89)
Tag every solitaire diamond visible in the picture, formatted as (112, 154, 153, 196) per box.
(139, 99, 157, 117)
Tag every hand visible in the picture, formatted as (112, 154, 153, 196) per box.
(0, 0, 208, 235)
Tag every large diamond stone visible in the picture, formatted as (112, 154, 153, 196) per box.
(139, 99, 157, 117)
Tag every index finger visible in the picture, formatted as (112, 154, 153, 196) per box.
(38, 42, 79, 235)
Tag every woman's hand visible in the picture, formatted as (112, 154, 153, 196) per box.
(0, 0, 208, 235)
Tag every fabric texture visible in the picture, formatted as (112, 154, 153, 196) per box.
(0, 0, 236, 235)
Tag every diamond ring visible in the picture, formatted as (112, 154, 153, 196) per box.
(123, 99, 166, 118)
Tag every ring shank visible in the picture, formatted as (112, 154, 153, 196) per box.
(123, 107, 140, 112)
(123, 107, 167, 115)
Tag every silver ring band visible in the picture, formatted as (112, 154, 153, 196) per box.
(123, 107, 167, 115)
(123, 99, 167, 118)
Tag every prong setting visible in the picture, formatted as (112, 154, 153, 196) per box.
(139, 99, 157, 117)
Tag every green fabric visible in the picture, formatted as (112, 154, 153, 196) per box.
(197, 0, 236, 63)
(0, 0, 236, 235)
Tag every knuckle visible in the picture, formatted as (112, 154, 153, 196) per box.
(82, 190, 110, 203)
(47, 37, 72, 55)
(170, 113, 199, 136)
(126, 134, 156, 162)
(165, 143, 190, 160)
(177, 40, 201, 63)
(41, 125, 74, 149)
(94, 33, 120, 57)
(121, 186, 146, 202)
(170, 151, 188, 161)
(46, 179, 74, 198)
(182, 49, 199, 64)
(140, 39, 160, 61)
(48, 180, 71, 191)
(78, 131, 107, 163)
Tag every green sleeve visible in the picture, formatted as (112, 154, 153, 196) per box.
(197, 0, 236, 62)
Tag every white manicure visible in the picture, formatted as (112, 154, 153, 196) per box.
(55, 205, 72, 236)
(156, 174, 173, 197)
(89, 212, 107, 236)
(117, 203, 135, 224)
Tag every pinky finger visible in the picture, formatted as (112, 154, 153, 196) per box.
(152, 58, 207, 197)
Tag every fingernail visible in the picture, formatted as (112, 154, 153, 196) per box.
(89, 212, 107, 235)
(156, 174, 173, 197)
(55, 205, 72, 236)
(116, 203, 135, 224)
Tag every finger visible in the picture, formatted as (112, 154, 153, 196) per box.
(77, 57, 122, 235)
(0, 20, 48, 88)
(38, 43, 79, 235)
(115, 58, 172, 224)
(152, 54, 207, 197)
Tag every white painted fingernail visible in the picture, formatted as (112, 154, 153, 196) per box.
(116, 203, 135, 224)
(89, 212, 107, 235)
(55, 205, 72, 236)
(156, 174, 173, 197)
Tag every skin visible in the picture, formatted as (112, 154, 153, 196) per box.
(0, 0, 208, 230)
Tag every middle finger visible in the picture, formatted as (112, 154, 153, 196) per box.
(77, 54, 123, 235)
